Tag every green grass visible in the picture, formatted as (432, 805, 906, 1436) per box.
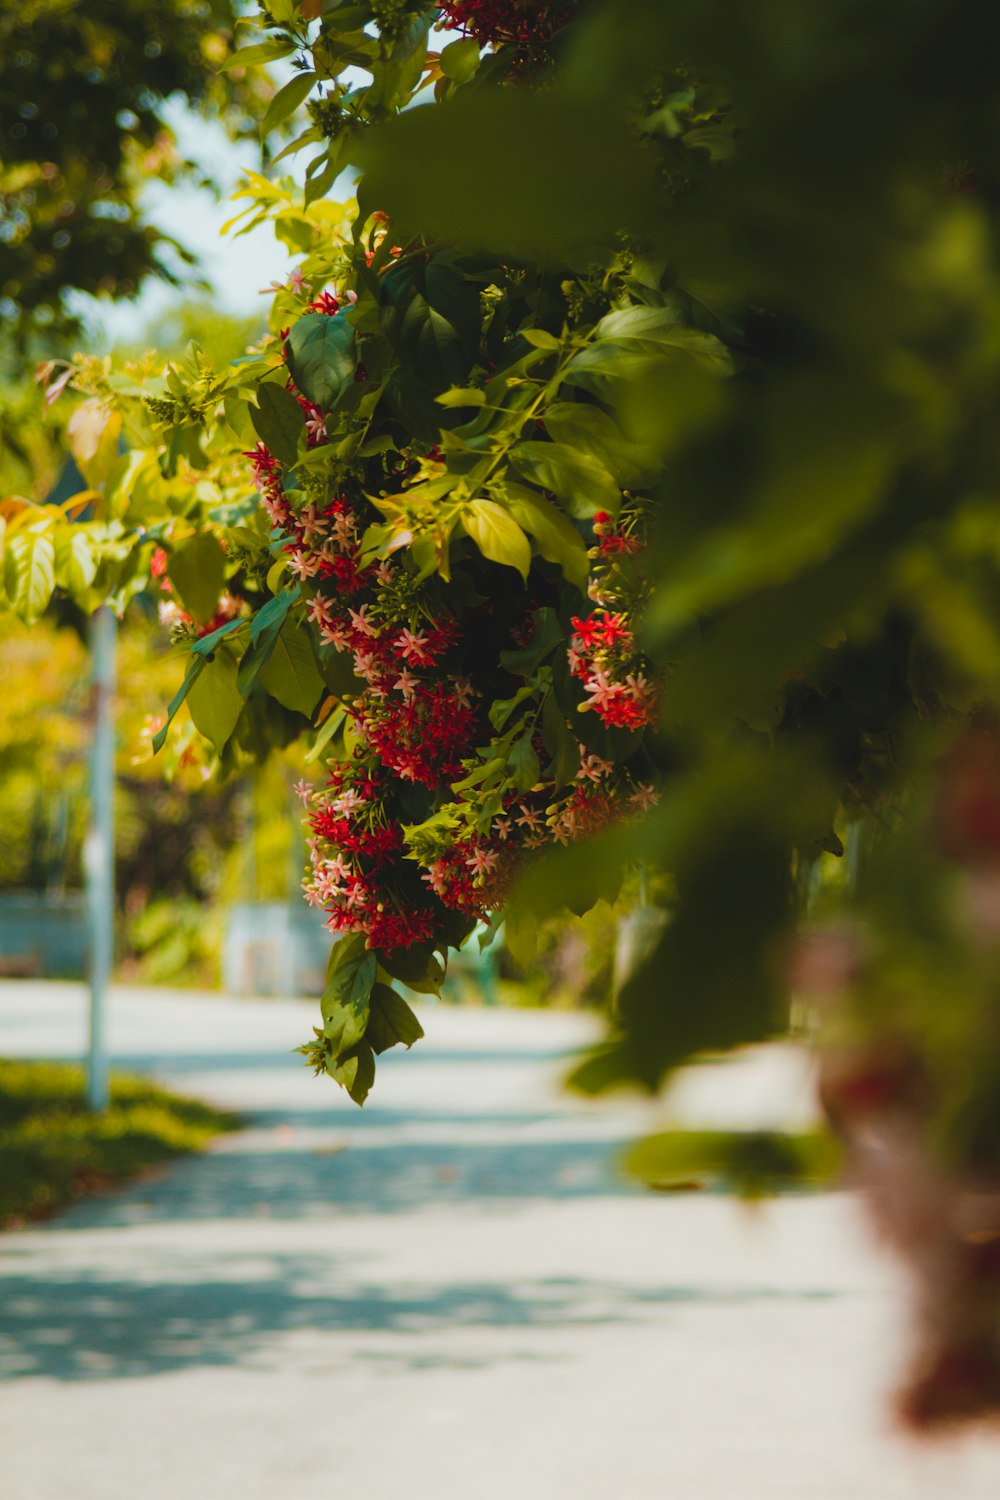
(0, 1059, 242, 1228)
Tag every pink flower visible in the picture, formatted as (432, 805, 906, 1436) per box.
(305, 410, 327, 442)
(306, 594, 334, 626)
(319, 619, 352, 650)
(465, 847, 499, 877)
(395, 628, 431, 664)
(452, 676, 475, 709)
(582, 671, 623, 714)
(393, 667, 420, 701)
(349, 605, 379, 637)
(577, 751, 615, 782)
(287, 548, 320, 580)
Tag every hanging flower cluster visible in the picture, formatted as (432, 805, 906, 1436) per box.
(242, 293, 659, 955)
(567, 509, 658, 731)
(439, 0, 577, 51)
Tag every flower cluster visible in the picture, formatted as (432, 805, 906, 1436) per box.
(246, 293, 658, 954)
(439, 0, 577, 52)
(303, 761, 438, 951)
(569, 609, 658, 730)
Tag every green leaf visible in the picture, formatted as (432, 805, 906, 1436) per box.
(439, 36, 480, 83)
(436, 387, 486, 408)
(541, 689, 578, 787)
(5, 531, 55, 624)
(366, 984, 425, 1055)
(305, 703, 347, 763)
(519, 328, 561, 351)
(250, 382, 306, 467)
(152, 655, 207, 754)
(321, 935, 376, 1057)
(463, 500, 531, 579)
(381, 255, 480, 393)
(168, 533, 226, 624)
(221, 37, 296, 70)
(594, 307, 733, 372)
(191, 618, 246, 658)
(258, 621, 324, 715)
(327, 1042, 376, 1105)
(285, 311, 357, 410)
(53, 528, 96, 601)
(510, 442, 620, 519)
(544, 402, 655, 488)
(504, 484, 589, 586)
(509, 732, 541, 791)
(236, 589, 296, 696)
(377, 942, 446, 994)
(489, 682, 537, 731)
(260, 71, 316, 141)
(187, 646, 244, 753)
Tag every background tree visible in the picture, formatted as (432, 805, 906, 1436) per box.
(0, 0, 267, 346)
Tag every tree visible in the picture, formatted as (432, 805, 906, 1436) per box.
(13, 0, 1000, 1426)
(0, 0, 265, 343)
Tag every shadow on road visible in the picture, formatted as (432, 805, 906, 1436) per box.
(0, 1254, 842, 1382)
(35, 1131, 644, 1228)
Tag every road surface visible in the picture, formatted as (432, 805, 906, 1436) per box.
(1, 981, 998, 1499)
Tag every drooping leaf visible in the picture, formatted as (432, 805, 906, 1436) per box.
(187, 646, 244, 753)
(321, 935, 377, 1056)
(237, 588, 297, 697)
(366, 983, 425, 1054)
(377, 941, 446, 994)
(509, 732, 541, 791)
(544, 402, 656, 488)
(327, 1042, 376, 1105)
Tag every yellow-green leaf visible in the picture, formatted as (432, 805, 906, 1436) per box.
(463, 499, 531, 579)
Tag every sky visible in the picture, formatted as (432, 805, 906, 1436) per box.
(67, 98, 298, 348)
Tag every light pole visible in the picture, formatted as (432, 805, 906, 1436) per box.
(85, 604, 116, 1112)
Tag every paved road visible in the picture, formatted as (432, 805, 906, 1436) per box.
(1, 982, 998, 1499)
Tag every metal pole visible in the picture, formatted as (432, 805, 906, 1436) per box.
(85, 605, 116, 1113)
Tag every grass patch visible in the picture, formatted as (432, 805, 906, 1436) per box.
(0, 1059, 242, 1229)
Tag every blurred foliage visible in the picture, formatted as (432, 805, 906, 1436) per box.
(0, 1058, 240, 1227)
(624, 1128, 842, 1201)
(0, 609, 307, 984)
(0, 0, 269, 345)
